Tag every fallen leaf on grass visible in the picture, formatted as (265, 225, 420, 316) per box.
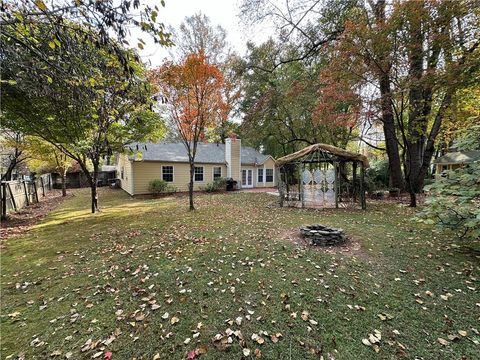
(377, 313, 393, 321)
(212, 334, 232, 351)
(270, 333, 282, 343)
(437, 338, 449, 346)
(251, 333, 265, 344)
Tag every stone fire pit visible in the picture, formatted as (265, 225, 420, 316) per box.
(300, 224, 346, 246)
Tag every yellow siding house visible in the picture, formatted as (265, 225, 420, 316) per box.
(117, 139, 276, 195)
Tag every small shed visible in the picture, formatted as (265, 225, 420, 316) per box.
(433, 150, 480, 175)
(276, 144, 369, 209)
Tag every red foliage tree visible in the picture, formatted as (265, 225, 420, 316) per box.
(151, 52, 229, 210)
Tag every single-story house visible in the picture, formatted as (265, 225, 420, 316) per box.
(116, 138, 276, 195)
(433, 149, 480, 176)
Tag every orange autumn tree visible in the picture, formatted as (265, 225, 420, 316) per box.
(313, 69, 361, 148)
(152, 51, 228, 210)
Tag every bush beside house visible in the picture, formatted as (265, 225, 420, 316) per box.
(203, 177, 227, 193)
(148, 179, 177, 196)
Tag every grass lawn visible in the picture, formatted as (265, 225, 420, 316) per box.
(1, 188, 479, 359)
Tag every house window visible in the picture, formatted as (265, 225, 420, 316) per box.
(162, 166, 174, 182)
(194, 166, 204, 182)
(266, 169, 274, 182)
(257, 168, 264, 183)
(121, 167, 124, 180)
(213, 166, 222, 180)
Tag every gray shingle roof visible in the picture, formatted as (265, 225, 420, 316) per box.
(127, 142, 271, 165)
(240, 146, 270, 165)
(433, 150, 480, 164)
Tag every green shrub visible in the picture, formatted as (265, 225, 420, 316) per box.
(203, 182, 218, 193)
(416, 124, 480, 242)
(148, 179, 168, 195)
(203, 177, 227, 193)
(365, 159, 390, 190)
(213, 177, 227, 188)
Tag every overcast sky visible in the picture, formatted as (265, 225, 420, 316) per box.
(133, 0, 274, 67)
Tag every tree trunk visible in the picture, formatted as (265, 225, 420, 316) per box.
(379, 74, 404, 189)
(374, 0, 404, 190)
(405, 6, 425, 207)
(416, 91, 453, 190)
(188, 161, 195, 211)
(61, 171, 67, 197)
(91, 161, 99, 213)
(409, 189, 417, 208)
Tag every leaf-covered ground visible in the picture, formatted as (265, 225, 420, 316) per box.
(1, 188, 479, 359)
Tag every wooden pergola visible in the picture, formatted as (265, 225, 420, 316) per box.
(276, 144, 369, 209)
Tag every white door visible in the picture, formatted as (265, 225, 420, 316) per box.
(242, 169, 253, 188)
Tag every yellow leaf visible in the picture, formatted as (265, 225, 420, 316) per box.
(35, 0, 47, 11)
(48, 41, 56, 49)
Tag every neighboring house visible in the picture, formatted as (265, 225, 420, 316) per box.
(51, 165, 116, 188)
(433, 149, 480, 176)
(116, 138, 276, 195)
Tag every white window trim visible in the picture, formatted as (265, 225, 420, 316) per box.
(194, 166, 205, 182)
(257, 168, 264, 184)
(212, 166, 222, 180)
(162, 165, 175, 183)
(265, 168, 274, 183)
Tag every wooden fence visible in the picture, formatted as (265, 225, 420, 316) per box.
(1, 174, 53, 220)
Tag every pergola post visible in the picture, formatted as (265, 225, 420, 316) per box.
(352, 161, 357, 203)
(300, 163, 305, 208)
(296, 163, 302, 206)
(334, 161, 339, 209)
(278, 167, 284, 207)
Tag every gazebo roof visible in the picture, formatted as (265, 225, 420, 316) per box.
(276, 143, 369, 167)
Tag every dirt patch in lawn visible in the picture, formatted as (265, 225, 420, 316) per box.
(1, 189, 72, 242)
(281, 228, 366, 258)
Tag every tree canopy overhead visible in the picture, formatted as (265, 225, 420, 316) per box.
(169, 12, 230, 65)
(1, 0, 172, 59)
(2, 22, 165, 212)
